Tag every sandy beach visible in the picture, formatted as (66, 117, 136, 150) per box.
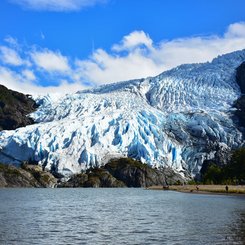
(147, 185, 245, 195)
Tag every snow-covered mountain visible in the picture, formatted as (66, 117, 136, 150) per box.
(0, 50, 245, 177)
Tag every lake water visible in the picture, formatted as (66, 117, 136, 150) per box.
(0, 189, 244, 245)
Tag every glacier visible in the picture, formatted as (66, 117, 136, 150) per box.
(0, 50, 245, 177)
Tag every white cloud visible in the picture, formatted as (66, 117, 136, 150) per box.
(31, 49, 70, 73)
(112, 31, 153, 51)
(0, 67, 23, 89)
(75, 49, 162, 84)
(22, 69, 36, 81)
(76, 22, 245, 85)
(0, 66, 86, 95)
(0, 46, 24, 66)
(0, 42, 86, 95)
(150, 22, 245, 69)
(9, 0, 107, 12)
(225, 22, 245, 38)
(4, 36, 19, 47)
(0, 22, 245, 96)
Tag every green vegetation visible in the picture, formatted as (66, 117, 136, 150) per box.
(85, 168, 111, 187)
(0, 163, 22, 176)
(225, 147, 245, 184)
(202, 163, 224, 184)
(201, 148, 245, 184)
(60, 157, 174, 188)
(106, 157, 148, 170)
(0, 162, 57, 187)
(187, 179, 199, 185)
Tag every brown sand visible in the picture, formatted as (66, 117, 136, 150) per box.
(147, 185, 245, 196)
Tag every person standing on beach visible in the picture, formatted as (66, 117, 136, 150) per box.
(225, 185, 229, 193)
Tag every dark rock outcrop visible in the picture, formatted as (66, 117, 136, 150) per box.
(59, 158, 185, 188)
(0, 158, 185, 188)
(0, 84, 38, 130)
(234, 62, 245, 129)
(236, 62, 245, 94)
(0, 163, 57, 187)
(104, 158, 166, 187)
(61, 168, 126, 188)
(234, 95, 245, 128)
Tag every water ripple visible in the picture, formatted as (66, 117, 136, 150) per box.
(0, 189, 245, 244)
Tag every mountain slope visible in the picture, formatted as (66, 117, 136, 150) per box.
(0, 85, 38, 130)
(0, 50, 244, 177)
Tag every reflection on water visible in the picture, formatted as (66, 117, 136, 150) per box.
(231, 211, 245, 243)
(0, 189, 244, 245)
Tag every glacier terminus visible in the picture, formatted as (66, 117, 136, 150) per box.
(0, 50, 245, 178)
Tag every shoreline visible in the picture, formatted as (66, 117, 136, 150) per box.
(147, 185, 245, 196)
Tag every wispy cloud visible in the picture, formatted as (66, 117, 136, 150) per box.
(0, 41, 85, 95)
(40, 32, 45, 40)
(0, 22, 245, 95)
(22, 69, 36, 81)
(9, 0, 108, 12)
(112, 31, 153, 51)
(75, 48, 161, 84)
(0, 66, 86, 95)
(4, 36, 19, 47)
(31, 49, 70, 73)
(75, 22, 245, 85)
(0, 46, 24, 66)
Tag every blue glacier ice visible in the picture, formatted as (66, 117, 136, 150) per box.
(0, 50, 244, 177)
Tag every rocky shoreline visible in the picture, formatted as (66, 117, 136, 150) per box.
(0, 163, 57, 188)
(0, 158, 186, 188)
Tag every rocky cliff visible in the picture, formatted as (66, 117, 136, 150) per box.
(234, 62, 245, 129)
(0, 158, 185, 188)
(59, 158, 185, 187)
(0, 85, 38, 130)
(236, 61, 245, 94)
(0, 163, 57, 187)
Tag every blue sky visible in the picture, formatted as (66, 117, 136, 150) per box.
(0, 0, 245, 94)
